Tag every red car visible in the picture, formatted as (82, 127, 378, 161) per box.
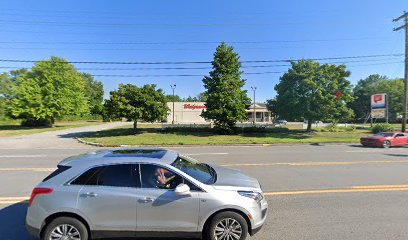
(360, 132, 408, 148)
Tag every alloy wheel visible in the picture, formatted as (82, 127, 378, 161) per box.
(214, 217, 243, 240)
(49, 224, 81, 240)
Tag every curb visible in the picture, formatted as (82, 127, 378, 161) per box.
(75, 139, 358, 148)
(76, 138, 105, 147)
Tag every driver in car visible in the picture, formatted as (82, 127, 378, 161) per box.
(155, 167, 177, 189)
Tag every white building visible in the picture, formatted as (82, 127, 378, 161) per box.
(166, 102, 273, 124)
(246, 103, 273, 123)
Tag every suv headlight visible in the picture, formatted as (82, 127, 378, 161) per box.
(238, 191, 263, 202)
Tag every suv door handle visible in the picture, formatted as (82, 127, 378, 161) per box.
(80, 192, 98, 198)
(138, 197, 154, 203)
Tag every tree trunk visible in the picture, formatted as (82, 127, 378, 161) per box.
(50, 117, 55, 127)
(133, 120, 138, 130)
(307, 120, 312, 132)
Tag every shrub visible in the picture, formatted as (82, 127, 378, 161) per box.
(59, 114, 103, 121)
(160, 125, 290, 135)
(324, 122, 338, 132)
(238, 126, 290, 134)
(21, 118, 53, 127)
(371, 123, 395, 134)
(344, 125, 356, 131)
(161, 126, 212, 133)
(319, 121, 356, 132)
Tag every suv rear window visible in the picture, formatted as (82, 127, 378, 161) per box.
(42, 165, 71, 182)
(71, 164, 140, 188)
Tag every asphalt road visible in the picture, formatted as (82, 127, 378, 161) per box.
(0, 126, 408, 240)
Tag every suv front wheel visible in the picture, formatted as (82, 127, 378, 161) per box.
(206, 211, 249, 240)
(42, 217, 88, 240)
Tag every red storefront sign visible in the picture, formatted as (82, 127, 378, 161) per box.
(183, 104, 206, 110)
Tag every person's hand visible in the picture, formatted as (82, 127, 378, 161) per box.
(156, 168, 167, 185)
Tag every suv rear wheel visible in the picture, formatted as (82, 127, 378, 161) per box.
(42, 217, 88, 240)
(206, 211, 248, 240)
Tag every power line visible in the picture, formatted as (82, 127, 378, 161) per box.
(0, 19, 293, 28)
(0, 54, 403, 65)
(0, 61, 403, 78)
(0, 46, 343, 51)
(0, 59, 404, 71)
(91, 71, 285, 78)
(0, 38, 389, 45)
(0, 8, 272, 17)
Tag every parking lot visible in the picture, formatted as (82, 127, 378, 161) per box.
(1, 127, 408, 240)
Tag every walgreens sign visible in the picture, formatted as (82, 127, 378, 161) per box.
(183, 104, 206, 110)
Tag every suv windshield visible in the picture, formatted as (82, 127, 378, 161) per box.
(171, 155, 216, 184)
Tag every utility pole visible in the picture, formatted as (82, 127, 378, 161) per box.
(170, 84, 176, 125)
(251, 86, 257, 125)
(393, 11, 408, 132)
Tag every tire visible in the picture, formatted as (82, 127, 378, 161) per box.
(205, 211, 249, 240)
(42, 217, 88, 240)
(382, 140, 391, 148)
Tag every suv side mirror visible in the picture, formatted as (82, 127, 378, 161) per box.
(175, 183, 191, 196)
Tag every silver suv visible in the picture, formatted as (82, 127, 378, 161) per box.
(26, 148, 268, 240)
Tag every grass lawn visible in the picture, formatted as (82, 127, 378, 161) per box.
(0, 119, 104, 137)
(80, 126, 372, 146)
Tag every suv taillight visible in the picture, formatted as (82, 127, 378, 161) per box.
(28, 187, 53, 207)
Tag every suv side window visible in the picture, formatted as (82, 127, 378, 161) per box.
(140, 164, 183, 189)
(140, 164, 201, 191)
(71, 166, 101, 185)
(43, 165, 71, 182)
(71, 164, 140, 188)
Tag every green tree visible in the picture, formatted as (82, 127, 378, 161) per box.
(274, 60, 354, 131)
(82, 73, 104, 115)
(9, 56, 89, 126)
(379, 78, 404, 121)
(165, 94, 182, 102)
(350, 74, 404, 122)
(201, 42, 250, 133)
(0, 69, 28, 119)
(183, 92, 207, 102)
(183, 96, 199, 102)
(104, 84, 168, 129)
(266, 98, 279, 119)
(0, 73, 11, 119)
(197, 92, 208, 102)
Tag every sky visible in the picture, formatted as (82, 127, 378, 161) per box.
(0, 0, 406, 102)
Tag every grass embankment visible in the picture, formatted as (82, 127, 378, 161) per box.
(80, 125, 371, 146)
(0, 119, 104, 137)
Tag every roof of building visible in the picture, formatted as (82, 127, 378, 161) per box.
(246, 103, 270, 112)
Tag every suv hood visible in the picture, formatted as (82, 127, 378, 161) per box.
(210, 164, 261, 190)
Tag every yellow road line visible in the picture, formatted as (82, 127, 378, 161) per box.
(1, 160, 407, 172)
(0, 197, 28, 205)
(0, 168, 54, 172)
(0, 197, 28, 200)
(264, 185, 408, 196)
(221, 160, 408, 167)
(0, 200, 28, 205)
(351, 184, 408, 189)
